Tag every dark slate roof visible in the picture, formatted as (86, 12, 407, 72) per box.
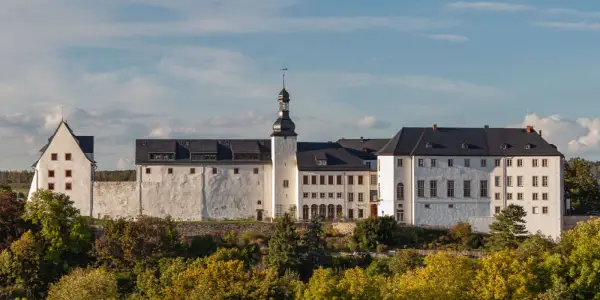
(135, 139, 271, 165)
(378, 127, 563, 157)
(297, 142, 371, 171)
(336, 138, 390, 160)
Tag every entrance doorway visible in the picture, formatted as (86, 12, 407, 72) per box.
(370, 204, 378, 217)
(256, 210, 263, 221)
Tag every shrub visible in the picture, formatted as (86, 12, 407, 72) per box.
(376, 244, 388, 253)
(352, 216, 397, 251)
(450, 222, 472, 245)
(388, 250, 424, 275)
(46, 268, 118, 300)
(180, 235, 219, 258)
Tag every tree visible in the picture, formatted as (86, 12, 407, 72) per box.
(565, 158, 600, 213)
(267, 212, 301, 274)
(23, 190, 92, 263)
(301, 215, 329, 271)
(337, 267, 384, 300)
(388, 250, 424, 276)
(352, 216, 397, 251)
(0, 189, 27, 250)
(300, 267, 341, 300)
(46, 268, 119, 300)
(486, 204, 528, 251)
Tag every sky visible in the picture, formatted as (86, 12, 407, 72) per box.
(1, 0, 600, 170)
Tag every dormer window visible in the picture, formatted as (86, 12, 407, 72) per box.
(461, 143, 469, 149)
(524, 144, 532, 149)
(425, 142, 432, 149)
(316, 159, 327, 166)
(500, 144, 508, 150)
(149, 153, 175, 160)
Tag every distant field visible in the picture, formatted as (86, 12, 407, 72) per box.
(5, 183, 29, 196)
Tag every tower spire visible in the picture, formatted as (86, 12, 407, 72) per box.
(271, 72, 296, 137)
(281, 68, 288, 89)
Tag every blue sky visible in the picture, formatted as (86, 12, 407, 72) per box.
(1, 1, 600, 170)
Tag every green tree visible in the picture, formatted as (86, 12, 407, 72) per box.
(388, 250, 424, 276)
(267, 212, 301, 274)
(0, 189, 27, 250)
(301, 215, 330, 270)
(352, 216, 397, 251)
(23, 190, 92, 263)
(486, 204, 528, 251)
(300, 267, 341, 300)
(565, 158, 600, 213)
(0, 231, 49, 298)
(46, 268, 119, 300)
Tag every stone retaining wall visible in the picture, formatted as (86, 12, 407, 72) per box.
(563, 215, 599, 231)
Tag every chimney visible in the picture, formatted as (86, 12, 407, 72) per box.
(360, 136, 364, 143)
(526, 125, 533, 133)
(539, 130, 542, 137)
(484, 125, 489, 129)
(432, 124, 437, 131)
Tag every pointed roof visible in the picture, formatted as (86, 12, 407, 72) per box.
(278, 88, 290, 101)
(32, 120, 95, 167)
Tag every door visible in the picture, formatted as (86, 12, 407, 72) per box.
(256, 210, 263, 221)
(370, 204, 378, 217)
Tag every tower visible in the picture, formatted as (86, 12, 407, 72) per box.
(271, 83, 298, 219)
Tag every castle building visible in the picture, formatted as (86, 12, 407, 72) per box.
(28, 85, 565, 238)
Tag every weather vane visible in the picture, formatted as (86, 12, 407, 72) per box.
(280, 68, 288, 88)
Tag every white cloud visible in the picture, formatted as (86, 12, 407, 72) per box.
(533, 21, 600, 32)
(447, 2, 532, 12)
(543, 8, 600, 18)
(514, 114, 600, 157)
(357, 116, 390, 130)
(419, 34, 469, 42)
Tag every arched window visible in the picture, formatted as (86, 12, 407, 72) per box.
(397, 183, 404, 200)
(311, 204, 318, 217)
(302, 205, 309, 220)
(336, 205, 343, 219)
(327, 204, 335, 220)
(319, 204, 326, 217)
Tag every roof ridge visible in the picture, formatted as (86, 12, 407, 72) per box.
(409, 128, 426, 156)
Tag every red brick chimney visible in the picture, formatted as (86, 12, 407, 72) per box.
(526, 125, 533, 133)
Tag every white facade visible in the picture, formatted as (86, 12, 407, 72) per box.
(271, 136, 298, 218)
(377, 154, 564, 239)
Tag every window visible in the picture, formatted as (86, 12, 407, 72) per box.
(283, 180, 289, 188)
(212, 168, 217, 174)
(532, 176, 539, 187)
(532, 159, 538, 167)
(336, 192, 343, 198)
(429, 180, 437, 197)
(495, 206, 501, 214)
(146, 168, 151, 174)
(348, 209, 354, 220)
(418, 159, 424, 167)
(328, 192, 334, 198)
(303, 192, 309, 198)
(337, 175, 342, 185)
(397, 183, 404, 200)
(507, 193, 513, 200)
(348, 176, 354, 185)
(168, 168, 173, 174)
(448, 159, 454, 167)
(190, 168, 196, 174)
(303, 175, 309, 185)
(65, 170, 72, 177)
(542, 207, 548, 214)
(329, 176, 334, 185)
(51, 153, 58, 160)
(358, 209, 364, 218)
(517, 193, 523, 200)
(424, 204, 430, 209)
(48, 170, 55, 178)
(312, 193, 317, 199)
(397, 210, 404, 222)
(517, 159, 523, 167)
(449, 204, 454, 209)
(348, 193, 354, 202)
(358, 176, 364, 185)
(464, 180, 471, 197)
(495, 159, 501, 167)
(447, 180, 455, 197)
(302, 205, 309, 220)
(481, 159, 487, 167)
(365, 161, 371, 169)
(417, 180, 425, 197)
(480, 180, 488, 197)
(543, 193, 548, 200)
(398, 203, 403, 208)
(431, 159, 437, 167)
(320, 175, 325, 185)
(506, 159, 512, 167)
(370, 174, 377, 185)
(517, 176, 523, 187)
(311, 176, 317, 185)
(358, 193, 364, 202)
(276, 205, 283, 217)
(532, 207, 539, 214)
(507, 176, 513, 187)
(495, 176, 501, 187)
(464, 159, 471, 167)
(397, 158, 403, 167)
(495, 193, 501, 200)
(533, 193, 539, 200)
(542, 176, 548, 187)
(65, 182, 72, 190)
(65, 153, 72, 161)
(48, 183, 55, 190)
(320, 192, 325, 198)
(253, 168, 259, 174)
(542, 159, 548, 167)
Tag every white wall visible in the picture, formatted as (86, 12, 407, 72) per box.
(92, 182, 138, 219)
(28, 123, 93, 217)
(271, 136, 297, 218)
(378, 155, 412, 223)
(298, 170, 372, 220)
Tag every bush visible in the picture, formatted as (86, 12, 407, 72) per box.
(388, 250, 424, 275)
(47, 268, 118, 300)
(376, 244, 388, 253)
(450, 222, 472, 245)
(466, 234, 485, 250)
(352, 216, 398, 251)
(181, 235, 219, 258)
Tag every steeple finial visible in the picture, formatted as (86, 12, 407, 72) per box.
(280, 68, 288, 89)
